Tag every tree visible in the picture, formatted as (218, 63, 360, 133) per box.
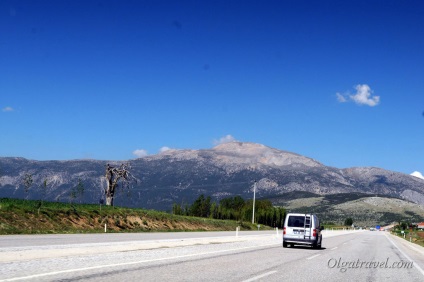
(190, 194, 211, 217)
(209, 202, 218, 219)
(177, 195, 286, 228)
(344, 218, 353, 226)
(400, 221, 408, 230)
(172, 203, 183, 215)
(37, 178, 48, 215)
(232, 196, 245, 220)
(219, 196, 245, 220)
(105, 163, 136, 206)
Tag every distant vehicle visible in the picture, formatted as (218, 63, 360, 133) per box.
(283, 213, 323, 248)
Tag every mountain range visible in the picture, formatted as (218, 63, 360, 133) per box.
(1, 142, 423, 224)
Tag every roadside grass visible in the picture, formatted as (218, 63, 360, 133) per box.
(322, 224, 353, 230)
(391, 230, 424, 248)
(0, 198, 269, 235)
(415, 231, 424, 247)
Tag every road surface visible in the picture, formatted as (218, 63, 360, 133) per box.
(1, 230, 423, 281)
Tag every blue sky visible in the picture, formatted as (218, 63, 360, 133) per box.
(1, 0, 423, 175)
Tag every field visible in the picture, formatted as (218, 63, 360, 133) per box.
(0, 198, 266, 235)
(270, 192, 424, 226)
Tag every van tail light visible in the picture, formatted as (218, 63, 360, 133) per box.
(313, 229, 316, 237)
(283, 227, 286, 235)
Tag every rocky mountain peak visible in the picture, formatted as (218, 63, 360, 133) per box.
(211, 142, 323, 168)
(212, 141, 268, 153)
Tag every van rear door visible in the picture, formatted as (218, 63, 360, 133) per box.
(287, 215, 306, 238)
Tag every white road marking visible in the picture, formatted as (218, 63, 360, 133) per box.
(307, 254, 321, 260)
(343, 243, 348, 245)
(331, 247, 338, 250)
(385, 233, 424, 277)
(400, 240, 424, 255)
(0, 242, 280, 282)
(242, 271, 278, 282)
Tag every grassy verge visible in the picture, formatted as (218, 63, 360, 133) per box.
(0, 198, 270, 235)
(322, 224, 353, 230)
(391, 230, 424, 247)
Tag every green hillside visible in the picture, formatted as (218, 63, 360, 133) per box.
(0, 198, 266, 235)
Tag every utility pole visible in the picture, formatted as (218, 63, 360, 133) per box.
(252, 180, 256, 224)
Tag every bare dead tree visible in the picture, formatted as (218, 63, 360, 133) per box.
(105, 163, 136, 206)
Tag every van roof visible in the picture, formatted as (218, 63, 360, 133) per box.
(286, 213, 316, 216)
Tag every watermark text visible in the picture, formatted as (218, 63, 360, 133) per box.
(328, 257, 413, 273)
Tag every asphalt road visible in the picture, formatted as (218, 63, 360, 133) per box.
(1, 230, 424, 281)
(0, 230, 276, 248)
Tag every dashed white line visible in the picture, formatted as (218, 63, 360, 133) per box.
(331, 247, 338, 250)
(242, 271, 278, 282)
(0, 242, 280, 282)
(307, 254, 321, 260)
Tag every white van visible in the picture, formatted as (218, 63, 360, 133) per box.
(283, 213, 322, 248)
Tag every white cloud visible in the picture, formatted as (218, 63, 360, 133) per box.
(2, 106, 14, 112)
(159, 146, 172, 153)
(213, 134, 238, 145)
(132, 149, 148, 158)
(350, 84, 380, 106)
(336, 84, 380, 107)
(411, 171, 424, 180)
(336, 93, 347, 103)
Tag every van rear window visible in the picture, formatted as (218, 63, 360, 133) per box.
(287, 216, 305, 227)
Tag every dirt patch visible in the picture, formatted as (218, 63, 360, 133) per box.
(65, 216, 96, 230)
(416, 231, 424, 239)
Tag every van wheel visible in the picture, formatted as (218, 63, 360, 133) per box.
(283, 241, 288, 248)
(317, 237, 322, 249)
